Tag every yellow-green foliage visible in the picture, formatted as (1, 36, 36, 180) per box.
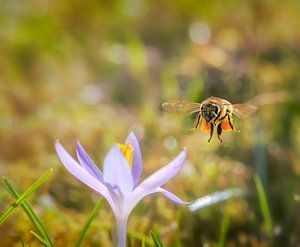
(1, 0, 300, 246)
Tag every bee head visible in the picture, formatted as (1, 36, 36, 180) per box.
(201, 103, 219, 122)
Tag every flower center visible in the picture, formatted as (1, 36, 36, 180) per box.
(117, 143, 133, 167)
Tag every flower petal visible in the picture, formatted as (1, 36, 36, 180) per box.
(55, 141, 115, 210)
(138, 149, 186, 189)
(156, 187, 190, 204)
(125, 132, 142, 186)
(125, 186, 189, 214)
(76, 141, 103, 181)
(103, 145, 134, 195)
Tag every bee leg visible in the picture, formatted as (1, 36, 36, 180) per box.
(208, 123, 214, 142)
(191, 113, 201, 131)
(217, 124, 223, 142)
(227, 115, 240, 132)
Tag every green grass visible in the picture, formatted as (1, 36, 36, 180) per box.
(75, 197, 104, 247)
(218, 211, 230, 247)
(254, 173, 273, 240)
(1, 169, 54, 247)
(151, 230, 164, 247)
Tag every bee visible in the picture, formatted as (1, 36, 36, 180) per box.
(162, 96, 257, 142)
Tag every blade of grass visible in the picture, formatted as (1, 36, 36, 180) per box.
(189, 188, 246, 211)
(21, 238, 25, 247)
(254, 173, 273, 239)
(0, 200, 17, 224)
(3, 176, 53, 246)
(30, 230, 51, 247)
(75, 198, 104, 247)
(0, 169, 53, 224)
(14, 169, 53, 205)
(150, 230, 164, 247)
(218, 211, 230, 247)
(141, 237, 146, 247)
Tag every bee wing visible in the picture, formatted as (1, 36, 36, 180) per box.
(232, 103, 257, 119)
(162, 100, 202, 113)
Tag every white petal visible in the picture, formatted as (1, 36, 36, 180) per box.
(125, 132, 142, 186)
(55, 141, 116, 212)
(103, 145, 134, 196)
(125, 186, 189, 214)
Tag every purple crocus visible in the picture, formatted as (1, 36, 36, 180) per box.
(55, 132, 188, 247)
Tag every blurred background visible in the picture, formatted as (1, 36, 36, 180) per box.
(1, 0, 300, 246)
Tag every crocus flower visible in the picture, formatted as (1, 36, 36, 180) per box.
(55, 132, 188, 247)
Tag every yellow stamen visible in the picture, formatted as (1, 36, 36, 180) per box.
(117, 143, 134, 168)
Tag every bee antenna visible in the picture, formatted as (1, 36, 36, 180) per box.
(212, 111, 218, 117)
(191, 109, 202, 114)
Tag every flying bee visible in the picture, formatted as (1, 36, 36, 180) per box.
(162, 96, 257, 142)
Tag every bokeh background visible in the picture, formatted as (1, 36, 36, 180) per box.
(1, 0, 300, 246)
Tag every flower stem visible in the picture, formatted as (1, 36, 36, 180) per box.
(116, 217, 128, 247)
